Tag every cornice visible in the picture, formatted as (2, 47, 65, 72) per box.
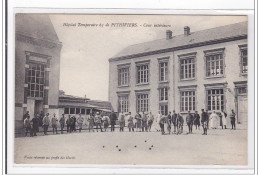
(16, 32, 62, 49)
(109, 35, 247, 62)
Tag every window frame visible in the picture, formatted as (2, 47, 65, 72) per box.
(239, 44, 248, 75)
(178, 52, 196, 81)
(135, 90, 150, 113)
(117, 63, 130, 87)
(135, 61, 150, 85)
(204, 48, 225, 79)
(118, 95, 129, 113)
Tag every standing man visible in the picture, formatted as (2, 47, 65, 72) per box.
(206, 110, 209, 129)
(59, 114, 65, 134)
(42, 113, 50, 135)
(209, 111, 218, 129)
(127, 112, 134, 132)
(77, 114, 84, 132)
(24, 115, 31, 137)
(51, 113, 58, 134)
(23, 111, 30, 121)
(201, 109, 209, 135)
(221, 109, 228, 129)
(102, 114, 110, 132)
(176, 113, 184, 135)
(31, 114, 40, 136)
(230, 109, 236, 130)
(141, 111, 148, 132)
(167, 112, 172, 125)
(110, 110, 117, 132)
(118, 113, 125, 132)
(186, 111, 194, 134)
(88, 114, 95, 132)
(159, 114, 166, 135)
(135, 113, 142, 132)
(193, 111, 200, 130)
(95, 112, 103, 132)
(66, 115, 71, 133)
(171, 110, 177, 133)
(147, 112, 154, 132)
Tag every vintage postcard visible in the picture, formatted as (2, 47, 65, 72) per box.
(14, 14, 249, 166)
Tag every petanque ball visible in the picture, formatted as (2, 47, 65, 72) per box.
(119, 149, 121, 151)
(149, 148, 151, 150)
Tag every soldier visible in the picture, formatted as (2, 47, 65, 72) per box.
(172, 110, 177, 133)
(147, 112, 154, 132)
(59, 114, 65, 134)
(186, 111, 194, 133)
(66, 115, 71, 133)
(110, 110, 117, 132)
(102, 114, 110, 132)
(51, 113, 58, 134)
(201, 109, 209, 135)
(230, 109, 236, 130)
(95, 112, 103, 132)
(176, 113, 184, 135)
(127, 112, 134, 132)
(141, 111, 148, 132)
(30, 114, 40, 137)
(77, 113, 84, 132)
(42, 113, 50, 135)
(167, 112, 172, 125)
(88, 113, 95, 132)
(118, 113, 125, 132)
(193, 111, 200, 130)
(24, 115, 31, 137)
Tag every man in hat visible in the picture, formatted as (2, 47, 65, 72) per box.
(147, 112, 154, 132)
(110, 110, 117, 132)
(102, 114, 110, 132)
(176, 113, 184, 135)
(172, 110, 177, 133)
(201, 109, 209, 135)
(59, 114, 65, 134)
(141, 111, 148, 132)
(24, 115, 31, 137)
(193, 111, 200, 130)
(51, 113, 58, 134)
(42, 113, 50, 135)
(66, 115, 71, 133)
(31, 114, 40, 136)
(77, 113, 84, 132)
(186, 111, 194, 133)
(95, 112, 103, 132)
(127, 112, 135, 132)
(230, 109, 236, 130)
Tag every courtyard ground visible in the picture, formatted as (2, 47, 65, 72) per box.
(14, 126, 247, 165)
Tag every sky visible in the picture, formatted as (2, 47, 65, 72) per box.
(49, 15, 247, 101)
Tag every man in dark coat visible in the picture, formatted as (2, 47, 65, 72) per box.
(193, 111, 200, 130)
(230, 109, 236, 130)
(201, 109, 209, 135)
(167, 112, 172, 125)
(186, 111, 194, 133)
(66, 115, 71, 133)
(31, 114, 40, 136)
(171, 110, 177, 133)
(23, 111, 30, 121)
(110, 110, 117, 132)
(176, 113, 184, 135)
(141, 111, 148, 132)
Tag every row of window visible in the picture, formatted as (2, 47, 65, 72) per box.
(64, 107, 92, 115)
(118, 47, 248, 86)
(118, 86, 247, 115)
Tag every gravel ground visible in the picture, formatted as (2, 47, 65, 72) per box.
(14, 126, 247, 165)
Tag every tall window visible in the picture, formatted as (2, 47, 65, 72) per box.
(159, 62, 168, 81)
(118, 95, 129, 113)
(118, 67, 129, 86)
(205, 51, 224, 77)
(159, 88, 168, 101)
(159, 104, 168, 116)
(240, 48, 248, 74)
(136, 64, 149, 84)
(207, 89, 224, 111)
(28, 62, 45, 98)
(180, 91, 195, 112)
(137, 94, 149, 112)
(180, 58, 195, 80)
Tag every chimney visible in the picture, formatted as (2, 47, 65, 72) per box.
(184, 26, 190, 36)
(166, 30, 172, 40)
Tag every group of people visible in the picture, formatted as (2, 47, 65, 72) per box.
(23, 109, 237, 137)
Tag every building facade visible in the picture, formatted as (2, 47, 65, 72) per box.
(15, 14, 62, 131)
(109, 22, 248, 126)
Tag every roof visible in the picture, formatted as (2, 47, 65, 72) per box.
(15, 14, 60, 44)
(110, 21, 247, 61)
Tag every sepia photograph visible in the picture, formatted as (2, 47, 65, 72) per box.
(14, 14, 248, 165)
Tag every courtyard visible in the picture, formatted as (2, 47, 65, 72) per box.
(14, 125, 247, 166)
